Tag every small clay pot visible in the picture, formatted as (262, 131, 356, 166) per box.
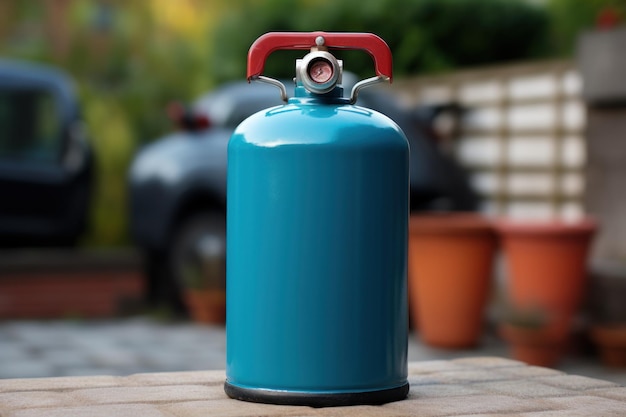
(184, 289, 226, 324)
(590, 324, 626, 368)
(499, 323, 565, 367)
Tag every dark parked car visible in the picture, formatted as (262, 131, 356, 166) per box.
(0, 60, 93, 247)
(129, 78, 478, 309)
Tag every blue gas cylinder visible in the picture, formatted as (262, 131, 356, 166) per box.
(225, 32, 409, 407)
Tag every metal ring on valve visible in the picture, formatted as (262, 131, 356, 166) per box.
(298, 51, 340, 94)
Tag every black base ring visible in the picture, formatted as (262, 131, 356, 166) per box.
(224, 381, 409, 408)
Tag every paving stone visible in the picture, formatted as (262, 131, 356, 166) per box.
(0, 344, 31, 361)
(9, 325, 74, 349)
(382, 394, 557, 416)
(542, 395, 626, 416)
(536, 374, 620, 391)
(520, 411, 602, 417)
(6, 403, 170, 417)
(160, 399, 312, 417)
(139, 347, 187, 363)
(72, 384, 219, 404)
(125, 370, 225, 387)
(498, 366, 565, 379)
(427, 368, 515, 385)
(40, 349, 92, 369)
(57, 367, 134, 377)
(312, 404, 407, 416)
(472, 379, 574, 398)
(589, 387, 626, 401)
(406, 375, 443, 386)
(190, 350, 226, 370)
(452, 415, 524, 417)
(87, 349, 140, 368)
(451, 356, 525, 369)
(407, 360, 464, 375)
(406, 383, 483, 399)
(0, 391, 76, 410)
(0, 360, 57, 379)
(0, 375, 120, 393)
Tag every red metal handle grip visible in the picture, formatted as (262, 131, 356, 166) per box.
(247, 31, 393, 82)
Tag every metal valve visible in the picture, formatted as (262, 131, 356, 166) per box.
(296, 49, 343, 95)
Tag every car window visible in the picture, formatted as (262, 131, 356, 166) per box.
(0, 88, 61, 164)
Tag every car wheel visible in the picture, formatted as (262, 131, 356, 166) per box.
(169, 212, 226, 310)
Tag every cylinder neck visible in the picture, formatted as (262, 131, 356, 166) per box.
(291, 86, 349, 104)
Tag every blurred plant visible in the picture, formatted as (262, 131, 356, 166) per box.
(497, 301, 549, 329)
(181, 262, 204, 291)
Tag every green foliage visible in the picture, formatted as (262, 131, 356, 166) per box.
(211, 0, 550, 82)
(81, 93, 134, 246)
(180, 254, 225, 290)
(499, 303, 548, 329)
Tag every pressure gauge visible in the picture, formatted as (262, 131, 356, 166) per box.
(308, 59, 334, 84)
(297, 51, 341, 94)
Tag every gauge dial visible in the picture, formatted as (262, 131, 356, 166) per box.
(308, 60, 334, 84)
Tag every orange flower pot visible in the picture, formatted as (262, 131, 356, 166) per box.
(496, 219, 597, 341)
(499, 323, 566, 367)
(184, 289, 226, 324)
(408, 214, 496, 348)
(591, 325, 626, 368)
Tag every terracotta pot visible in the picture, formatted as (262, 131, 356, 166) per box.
(184, 289, 226, 324)
(499, 323, 565, 367)
(408, 213, 496, 348)
(591, 325, 626, 367)
(496, 219, 597, 341)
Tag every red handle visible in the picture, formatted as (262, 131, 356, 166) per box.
(247, 31, 393, 82)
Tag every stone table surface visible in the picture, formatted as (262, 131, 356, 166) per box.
(1, 357, 625, 417)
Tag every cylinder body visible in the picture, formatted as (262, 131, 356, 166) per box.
(225, 95, 409, 406)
